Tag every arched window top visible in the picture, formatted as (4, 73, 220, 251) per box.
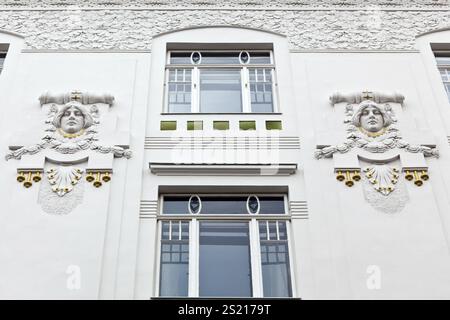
(416, 27, 450, 39)
(0, 28, 25, 39)
(153, 25, 286, 40)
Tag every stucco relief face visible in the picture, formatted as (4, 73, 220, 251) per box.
(359, 105, 384, 133)
(60, 106, 85, 134)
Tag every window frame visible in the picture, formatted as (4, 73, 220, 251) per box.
(163, 50, 279, 114)
(155, 193, 296, 298)
(0, 46, 9, 74)
(434, 50, 450, 103)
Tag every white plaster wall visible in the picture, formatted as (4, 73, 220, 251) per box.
(292, 51, 450, 299)
(1, 3, 450, 300)
(0, 50, 150, 299)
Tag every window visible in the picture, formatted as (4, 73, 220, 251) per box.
(0, 49, 7, 74)
(157, 194, 293, 298)
(434, 53, 450, 102)
(165, 51, 276, 113)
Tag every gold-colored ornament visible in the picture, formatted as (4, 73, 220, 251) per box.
(335, 169, 361, 188)
(58, 128, 85, 139)
(16, 170, 43, 188)
(357, 126, 387, 138)
(404, 169, 429, 187)
(85, 170, 112, 188)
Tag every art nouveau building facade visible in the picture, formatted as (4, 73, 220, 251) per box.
(0, 0, 450, 299)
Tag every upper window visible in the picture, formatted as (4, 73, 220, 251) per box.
(435, 54, 450, 102)
(165, 51, 276, 113)
(0, 46, 8, 75)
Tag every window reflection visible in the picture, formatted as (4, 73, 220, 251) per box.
(200, 69, 242, 113)
(159, 221, 190, 297)
(259, 221, 292, 297)
(199, 221, 252, 297)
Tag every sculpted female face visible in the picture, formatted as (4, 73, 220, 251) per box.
(359, 105, 384, 133)
(60, 106, 85, 134)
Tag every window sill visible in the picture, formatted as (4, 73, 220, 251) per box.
(150, 297, 301, 300)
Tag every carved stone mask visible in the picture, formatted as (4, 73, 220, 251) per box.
(60, 106, 85, 134)
(359, 105, 384, 133)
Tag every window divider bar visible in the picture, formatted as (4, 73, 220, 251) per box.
(188, 219, 199, 297)
(241, 67, 251, 113)
(250, 219, 264, 297)
(286, 221, 298, 298)
(192, 67, 200, 113)
(276, 220, 280, 241)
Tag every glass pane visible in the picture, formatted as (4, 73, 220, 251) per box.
(167, 68, 192, 113)
(259, 196, 285, 214)
(200, 52, 240, 64)
(159, 220, 189, 297)
(249, 52, 271, 64)
(278, 221, 287, 241)
(170, 52, 191, 65)
(159, 242, 189, 297)
(200, 197, 248, 214)
(0, 53, 6, 72)
(163, 196, 190, 214)
(259, 221, 268, 241)
(249, 68, 273, 113)
(268, 221, 277, 240)
(181, 222, 189, 240)
(199, 221, 252, 297)
(260, 243, 292, 297)
(161, 221, 170, 240)
(200, 69, 242, 113)
(436, 57, 450, 65)
(172, 221, 180, 240)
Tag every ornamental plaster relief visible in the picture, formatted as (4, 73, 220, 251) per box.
(6, 91, 131, 215)
(315, 91, 438, 214)
(0, 6, 448, 49)
(0, 1, 448, 9)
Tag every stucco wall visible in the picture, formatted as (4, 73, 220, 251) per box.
(0, 0, 448, 8)
(0, 1, 448, 50)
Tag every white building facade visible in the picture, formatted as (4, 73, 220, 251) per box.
(0, 0, 450, 299)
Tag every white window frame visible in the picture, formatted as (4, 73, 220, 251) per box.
(434, 51, 450, 102)
(163, 50, 279, 114)
(155, 193, 296, 298)
(0, 48, 8, 74)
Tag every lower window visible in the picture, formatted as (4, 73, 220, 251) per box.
(157, 194, 294, 298)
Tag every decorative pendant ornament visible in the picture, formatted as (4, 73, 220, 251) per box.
(47, 166, 83, 196)
(363, 165, 399, 196)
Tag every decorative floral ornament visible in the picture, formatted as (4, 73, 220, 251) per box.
(47, 167, 83, 196)
(363, 165, 399, 196)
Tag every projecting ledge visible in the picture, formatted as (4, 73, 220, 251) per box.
(149, 163, 297, 176)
